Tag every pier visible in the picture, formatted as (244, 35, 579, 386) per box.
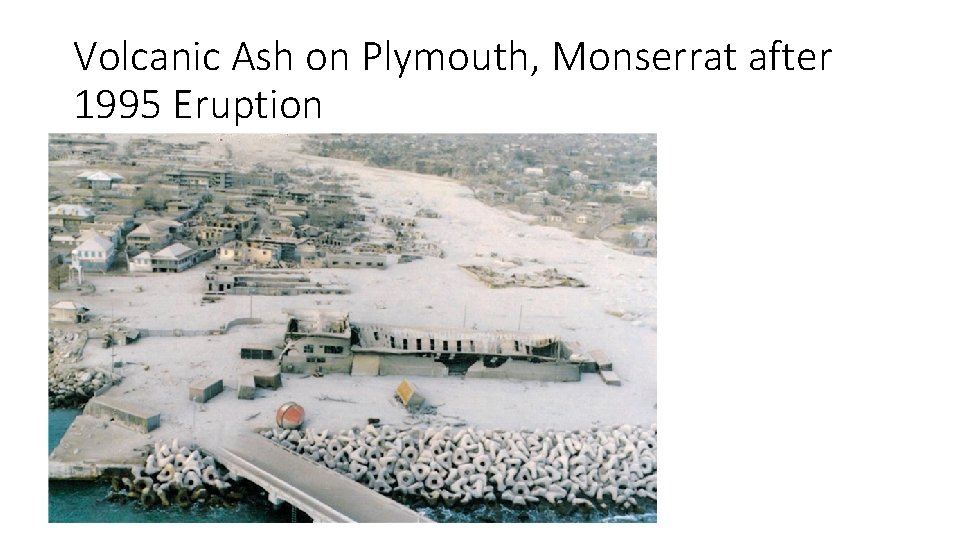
(211, 432, 430, 523)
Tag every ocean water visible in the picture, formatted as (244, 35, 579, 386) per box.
(48, 410, 655, 523)
(48, 409, 290, 523)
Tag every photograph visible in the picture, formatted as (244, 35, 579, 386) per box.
(47, 133, 657, 523)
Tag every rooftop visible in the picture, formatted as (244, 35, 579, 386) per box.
(153, 243, 195, 260)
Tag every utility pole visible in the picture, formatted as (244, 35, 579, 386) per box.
(463, 304, 467, 328)
(517, 303, 523, 331)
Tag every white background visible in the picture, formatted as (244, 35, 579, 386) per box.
(3, 0, 959, 536)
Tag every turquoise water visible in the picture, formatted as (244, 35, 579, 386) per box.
(48, 409, 290, 523)
(48, 410, 655, 523)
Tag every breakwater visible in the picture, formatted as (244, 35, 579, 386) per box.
(262, 423, 656, 510)
(113, 440, 247, 509)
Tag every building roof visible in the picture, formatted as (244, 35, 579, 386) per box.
(73, 234, 113, 254)
(153, 242, 195, 260)
(51, 300, 88, 312)
(78, 170, 124, 181)
(49, 204, 93, 217)
(132, 251, 152, 261)
(130, 219, 182, 236)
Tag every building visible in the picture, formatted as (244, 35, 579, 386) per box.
(78, 223, 123, 247)
(49, 301, 89, 323)
(217, 241, 282, 266)
(76, 170, 124, 190)
(278, 311, 581, 381)
(195, 226, 237, 247)
(576, 215, 588, 224)
(49, 204, 95, 232)
(569, 170, 589, 182)
(618, 180, 657, 200)
(94, 214, 135, 233)
(126, 219, 182, 251)
(523, 167, 544, 177)
(205, 270, 348, 296)
(150, 243, 200, 273)
(128, 251, 153, 272)
(282, 311, 354, 374)
(48, 136, 115, 160)
(198, 213, 256, 240)
(164, 168, 233, 189)
(324, 252, 387, 269)
(70, 233, 115, 272)
(544, 215, 563, 223)
(165, 199, 199, 220)
(378, 215, 417, 228)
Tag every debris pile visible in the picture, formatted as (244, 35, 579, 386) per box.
(461, 265, 587, 289)
(48, 369, 120, 408)
(49, 329, 121, 408)
(262, 423, 656, 510)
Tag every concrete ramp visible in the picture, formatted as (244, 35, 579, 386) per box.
(212, 432, 430, 523)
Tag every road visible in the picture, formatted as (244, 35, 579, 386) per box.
(213, 432, 430, 523)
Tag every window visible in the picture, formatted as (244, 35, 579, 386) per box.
(390, 336, 396, 348)
(442, 340, 449, 351)
(373, 331, 379, 341)
(402, 338, 408, 350)
(323, 345, 343, 354)
(456, 340, 462, 352)
(429, 339, 435, 350)
(470, 341, 475, 353)
(416, 338, 422, 350)
(303, 344, 314, 353)
(515, 340, 521, 352)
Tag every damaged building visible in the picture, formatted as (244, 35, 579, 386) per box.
(204, 270, 348, 296)
(276, 311, 584, 382)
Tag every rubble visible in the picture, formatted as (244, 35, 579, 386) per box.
(460, 265, 587, 289)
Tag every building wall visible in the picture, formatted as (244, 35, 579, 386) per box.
(129, 256, 152, 272)
(325, 253, 386, 269)
(72, 247, 115, 272)
(49, 308, 79, 323)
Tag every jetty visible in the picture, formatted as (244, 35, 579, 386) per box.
(211, 432, 430, 523)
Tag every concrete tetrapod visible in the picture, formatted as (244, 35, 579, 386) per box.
(260, 423, 657, 511)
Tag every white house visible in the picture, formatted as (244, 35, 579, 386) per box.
(151, 243, 199, 273)
(129, 251, 153, 272)
(71, 234, 115, 272)
(570, 170, 589, 182)
(80, 171, 124, 190)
